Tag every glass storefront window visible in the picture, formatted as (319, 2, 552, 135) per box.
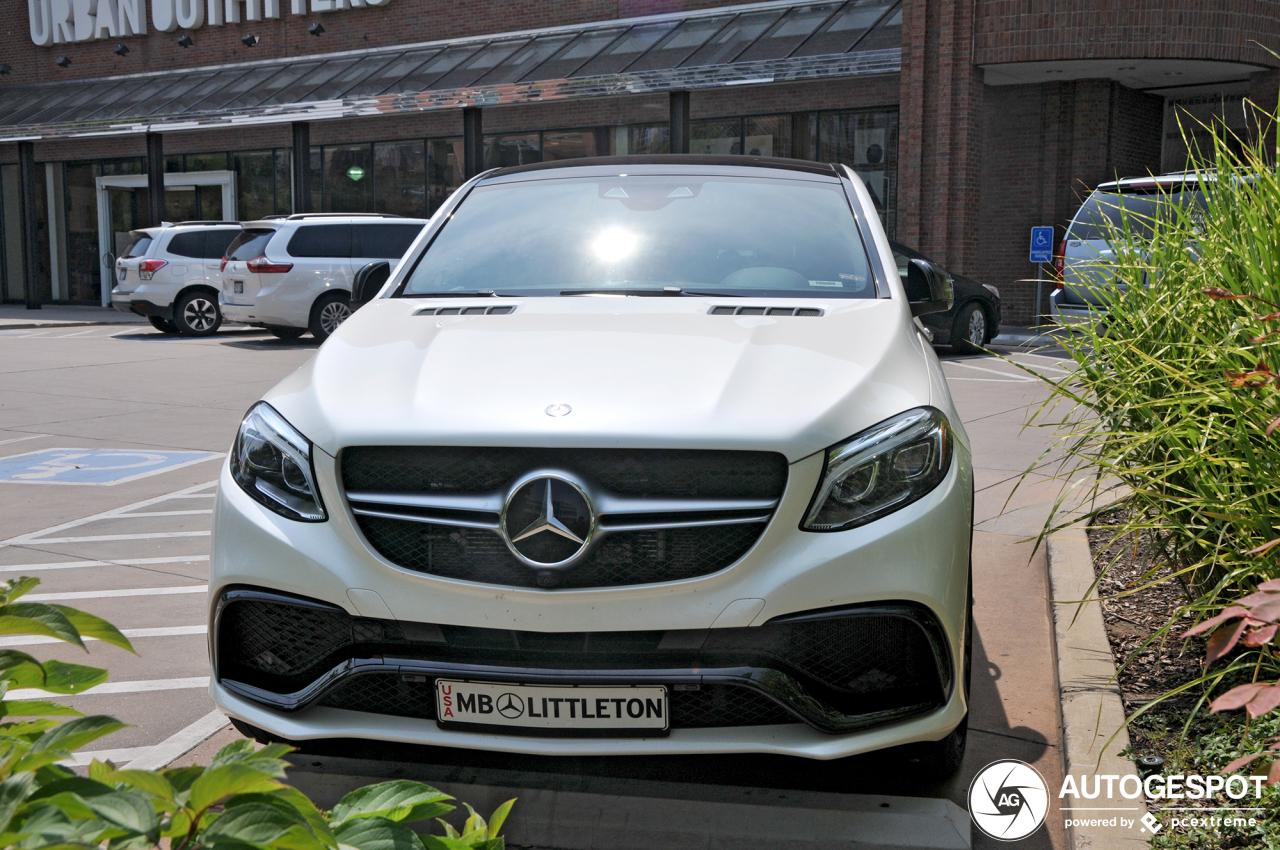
(484, 133, 541, 169)
(543, 130, 605, 161)
(101, 158, 144, 176)
(187, 152, 228, 172)
(64, 162, 100, 302)
(323, 145, 372, 213)
(745, 114, 792, 157)
(275, 149, 292, 215)
(428, 138, 464, 213)
(1, 165, 23, 302)
(818, 109, 899, 236)
(690, 118, 741, 155)
(614, 124, 669, 155)
(233, 150, 276, 222)
(373, 141, 427, 218)
(164, 155, 184, 173)
(309, 147, 323, 213)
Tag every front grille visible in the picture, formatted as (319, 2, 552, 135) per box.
(342, 447, 788, 499)
(356, 517, 762, 589)
(341, 447, 787, 589)
(215, 591, 949, 733)
(317, 674, 795, 728)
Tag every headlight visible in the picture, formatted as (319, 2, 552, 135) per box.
(802, 407, 952, 532)
(231, 402, 326, 522)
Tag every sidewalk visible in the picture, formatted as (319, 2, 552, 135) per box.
(0, 304, 145, 329)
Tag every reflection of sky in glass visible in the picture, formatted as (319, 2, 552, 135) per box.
(592, 227, 638, 262)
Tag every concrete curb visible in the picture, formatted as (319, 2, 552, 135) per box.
(1047, 525, 1151, 849)
(286, 755, 972, 850)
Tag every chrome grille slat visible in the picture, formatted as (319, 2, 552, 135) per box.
(341, 447, 787, 589)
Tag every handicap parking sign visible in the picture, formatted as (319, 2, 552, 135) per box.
(1029, 226, 1054, 264)
(0, 448, 220, 486)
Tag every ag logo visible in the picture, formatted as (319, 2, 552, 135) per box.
(968, 759, 1049, 841)
(496, 693, 524, 719)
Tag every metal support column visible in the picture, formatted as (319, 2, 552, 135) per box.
(291, 121, 311, 214)
(17, 142, 40, 310)
(462, 107, 484, 180)
(669, 91, 691, 154)
(145, 133, 166, 227)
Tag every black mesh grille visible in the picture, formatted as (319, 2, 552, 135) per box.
(341, 447, 787, 499)
(217, 594, 948, 729)
(317, 674, 795, 728)
(354, 518, 762, 589)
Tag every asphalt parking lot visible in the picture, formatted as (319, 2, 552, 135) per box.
(0, 322, 1072, 849)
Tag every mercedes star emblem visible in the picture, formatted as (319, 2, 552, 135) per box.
(500, 473, 594, 568)
(496, 693, 525, 719)
(545, 403, 572, 417)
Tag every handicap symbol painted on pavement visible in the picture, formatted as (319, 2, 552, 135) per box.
(0, 448, 221, 486)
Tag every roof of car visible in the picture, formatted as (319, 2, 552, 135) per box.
(1097, 173, 1206, 192)
(485, 155, 842, 180)
(241, 214, 429, 228)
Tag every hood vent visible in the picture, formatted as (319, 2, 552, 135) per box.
(709, 306, 823, 317)
(415, 305, 516, 316)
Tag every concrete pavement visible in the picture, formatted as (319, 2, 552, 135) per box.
(0, 324, 1074, 848)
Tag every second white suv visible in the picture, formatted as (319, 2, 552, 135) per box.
(219, 214, 428, 341)
(110, 221, 241, 336)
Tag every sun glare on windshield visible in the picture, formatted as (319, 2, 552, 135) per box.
(592, 227, 639, 262)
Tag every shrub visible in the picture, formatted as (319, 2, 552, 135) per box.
(1023, 102, 1280, 728)
(0, 576, 512, 849)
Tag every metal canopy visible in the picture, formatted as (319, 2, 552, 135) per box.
(0, 0, 901, 141)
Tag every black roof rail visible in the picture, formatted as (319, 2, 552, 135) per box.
(283, 212, 405, 220)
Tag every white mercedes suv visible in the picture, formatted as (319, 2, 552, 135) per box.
(209, 157, 973, 773)
(219, 214, 428, 341)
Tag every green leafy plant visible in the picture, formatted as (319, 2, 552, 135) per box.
(0, 576, 513, 849)
(1017, 100, 1280, 737)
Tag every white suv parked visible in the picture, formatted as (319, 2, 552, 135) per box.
(219, 214, 428, 341)
(110, 221, 240, 336)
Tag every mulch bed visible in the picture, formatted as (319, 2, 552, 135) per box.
(1086, 508, 1208, 749)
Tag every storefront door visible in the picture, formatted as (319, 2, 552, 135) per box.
(95, 171, 236, 306)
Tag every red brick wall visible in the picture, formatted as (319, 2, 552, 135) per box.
(976, 80, 1163, 324)
(898, 0, 984, 276)
(974, 1, 1280, 67)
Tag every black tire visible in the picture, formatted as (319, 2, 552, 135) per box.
(309, 291, 352, 342)
(173, 290, 222, 337)
(951, 302, 988, 354)
(147, 316, 179, 334)
(267, 325, 307, 340)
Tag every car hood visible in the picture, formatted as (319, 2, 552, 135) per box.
(265, 297, 945, 463)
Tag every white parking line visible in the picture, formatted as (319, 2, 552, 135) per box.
(119, 509, 213, 517)
(10, 676, 209, 700)
(946, 361, 1037, 381)
(0, 624, 206, 647)
(25, 585, 207, 602)
(0, 435, 47, 447)
(25, 530, 211, 545)
(0, 480, 218, 547)
(0, 555, 209, 573)
(64, 746, 151, 767)
(123, 710, 229, 770)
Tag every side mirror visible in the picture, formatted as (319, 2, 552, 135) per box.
(905, 259, 954, 317)
(351, 261, 391, 310)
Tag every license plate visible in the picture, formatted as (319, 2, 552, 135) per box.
(233, 281, 244, 294)
(118, 269, 127, 281)
(436, 679, 668, 732)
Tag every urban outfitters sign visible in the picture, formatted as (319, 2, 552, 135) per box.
(28, 0, 391, 47)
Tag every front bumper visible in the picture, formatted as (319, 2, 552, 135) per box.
(210, 441, 973, 759)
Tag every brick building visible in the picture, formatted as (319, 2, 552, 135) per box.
(0, 0, 1273, 322)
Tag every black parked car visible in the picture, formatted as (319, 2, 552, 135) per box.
(891, 241, 1002, 353)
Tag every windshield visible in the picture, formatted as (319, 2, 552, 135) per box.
(1069, 186, 1207, 241)
(399, 175, 876, 298)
